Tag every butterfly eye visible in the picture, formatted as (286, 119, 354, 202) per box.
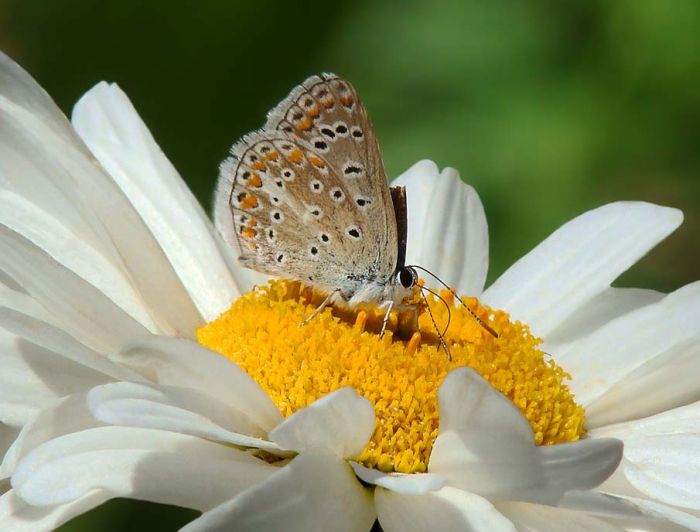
(398, 267, 417, 289)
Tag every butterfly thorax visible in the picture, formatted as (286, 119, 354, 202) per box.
(331, 268, 416, 308)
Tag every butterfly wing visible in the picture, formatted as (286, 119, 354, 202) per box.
(215, 75, 400, 300)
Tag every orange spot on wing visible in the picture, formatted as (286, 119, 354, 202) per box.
(265, 151, 279, 161)
(287, 149, 304, 164)
(247, 174, 263, 188)
(309, 156, 326, 169)
(241, 227, 257, 239)
(307, 106, 321, 118)
(241, 194, 259, 210)
(251, 161, 266, 171)
(298, 117, 313, 131)
(320, 97, 334, 109)
(246, 218, 257, 228)
(340, 94, 354, 107)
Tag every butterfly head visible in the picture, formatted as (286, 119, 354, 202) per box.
(396, 265, 418, 291)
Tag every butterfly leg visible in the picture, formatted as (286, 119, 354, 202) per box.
(300, 288, 341, 327)
(378, 300, 395, 337)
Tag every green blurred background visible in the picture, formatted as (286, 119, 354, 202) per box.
(1, 0, 698, 529)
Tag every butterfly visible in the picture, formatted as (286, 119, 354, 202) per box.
(214, 74, 419, 332)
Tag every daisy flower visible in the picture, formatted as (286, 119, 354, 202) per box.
(0, 51, 698, 531)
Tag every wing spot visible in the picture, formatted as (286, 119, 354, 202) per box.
(346, 226, 362, 240)
(298, 117, 313, 131)
(271, 195, 281, 205)
(308, 155, 327, 172)
(307, 205, 323, 219)
(246, 174, 263, 188)
(282, 169, 295, 181)
(310, 179, 324, 193)
(334, 121, 349, 137)
(309, 246, 319, 257)
(320, 126, 336, 140)
(267, 228, 276, 242)
(287, 148, 305, 166)
(241, 227, 257, 240)
(275, 179, 285, 189)
(312, 138, 329, 152)
(319, 232, 331, 244)
(238, 193, 259, 211)
(340, 94, 355, 110)
(342, 161, 364, 178)
(330, 188, 345, 202)
(351, 126, 364, 141)
(271, 210, 284, 223)
(276, 253, 285, 263)
(355, 196, 373, 209)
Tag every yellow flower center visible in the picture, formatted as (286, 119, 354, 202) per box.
(197, 280, 585, 473)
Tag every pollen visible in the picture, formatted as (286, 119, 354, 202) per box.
(197, 280, 585, 474)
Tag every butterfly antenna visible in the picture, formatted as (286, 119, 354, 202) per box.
(409, 265, 499, 338)
(419, 285, 452, 338)
(419, 285, 451, 361)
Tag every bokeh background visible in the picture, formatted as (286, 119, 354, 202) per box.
(1, 0, 698, 529)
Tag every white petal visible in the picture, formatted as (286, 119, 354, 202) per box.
(392, 161, 489, 296)
(12, 426, 275, 510)
(109, 335, 283, 432)
(269, 388, 374, 457)
(0, 489, 110, 532)
(375, 486, 515, 532)
(88, 382, 280, 452)
(428, 368, 543, 501)
(0, 226, 150, 355)
(591, 402, 700, 511)
(350, 462, 446, 494)
(72, 83, 246, 320)
(0, 280, 57, 326)
(586, 336, 700, 427)
(482, 202, 683, 338)
(182, 450, 374, 532)
(543, 287, 663, 350)
(429, 368, 621, 504)
(1, 393, 98, 479)
(0, 425, 19, 468)
(538, 438, 623, 494)
(0, 188, 159, 332)
(560, 490, 700, 531)
(556, 282, 700, 416)
(495, 501, 624, 532)
(0, 331, 61, 426)
(0, 331, 108, 428)
(0, 51, 202, 337)
(0, 305, 142, 382)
